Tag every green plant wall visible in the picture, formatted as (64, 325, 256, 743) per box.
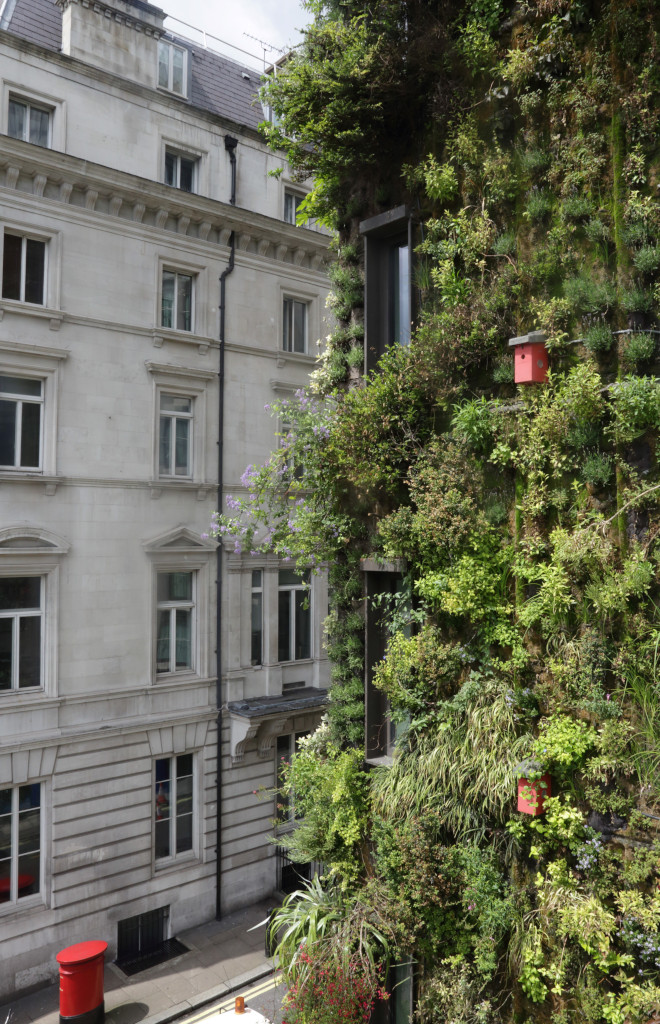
(217, 1, 660, 1020)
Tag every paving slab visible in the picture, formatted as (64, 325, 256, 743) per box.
(2, 899, 277, 1024)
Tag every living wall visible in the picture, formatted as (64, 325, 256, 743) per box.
(214, 1, 660, 1020)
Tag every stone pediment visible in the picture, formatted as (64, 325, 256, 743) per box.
(0, 525, 70, 555)
(142, 525, 216, 554)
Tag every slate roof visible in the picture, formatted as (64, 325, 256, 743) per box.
(228, 688, 329, 719)
(1, 0, 265, 132)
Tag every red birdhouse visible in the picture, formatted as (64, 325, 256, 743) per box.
(517, 774, 551, 816)
(509, 331, 548, 384)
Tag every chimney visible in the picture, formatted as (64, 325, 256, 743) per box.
(57, 0, 167, 88)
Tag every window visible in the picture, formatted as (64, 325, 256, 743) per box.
(0, 577, 42, 691)
(8, 97, 50, 147)
(165, 149, 196, 193)
(0, 375, 42, 470)
(278, 570, 311, 662)
(158, 41, 187, 96)
(0, 784, 41, 904)
(276, 732, 309, 824)
(282, 298, 307, 354)
(361, 206, 414, 371)
(2, 233, 46, 305)
(154, 754, 193, 861)
(156, 571, 194, 674)
(284, 191, 303, 225)
(159, 394, 192, 478)
(161, 270, 193, 332)
(251, 570, 263, 667)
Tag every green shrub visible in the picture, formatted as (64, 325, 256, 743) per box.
(632, 245, 660, 276)
(585, 218, 609, 243)
(527, 189, 553, 223)
(492, 232, 516, 255)
(581, 451, 613, 487)
(622, 332, 656, 369)
(620, 285, 654, 313)
(561, 195, 592, 222)
(583, 321, 613, 353)
(565, 276, 616, 315)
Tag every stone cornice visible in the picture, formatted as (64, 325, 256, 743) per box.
(0, 136, 331, 274)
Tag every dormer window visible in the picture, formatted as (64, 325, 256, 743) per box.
(158, 41, 187, 97)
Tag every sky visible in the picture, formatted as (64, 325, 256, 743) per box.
(161, 0, 311, 69)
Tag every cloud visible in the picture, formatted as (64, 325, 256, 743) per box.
(164, 0, 308, 66)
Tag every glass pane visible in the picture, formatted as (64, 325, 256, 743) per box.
(158, 42, 169, 88)
(0, 577, 40, 611)
(160, 394, 191, 414)
(161, 271, 175, 328)
(20, 401, 40, 467)
(295, 589, 311, 660)
(18, 808, 40, 854)
(0, 857, 10, 903)
(0, 620, 11, 690)
(2, 234, 22, 300)
(8, 99, 26, 140)
(25, 239, 45, 304)
(164, 151, 176, 186)
(155, 780, 170, 821)
(156, 609, 171, 672)
(293, 301, 306, 353)
(0, 790, 10, 815)
(155, 757, 171, 785)
(18, 615, 41, 688)
(155, 818, 170, 859)
(251, 592, 262, 666)
(278, 569, 306, 587)
(158, 572, 192, 603)
(0, 804, 10, 861)
(176, 776, 192, 817)
(0, 375, 41, 397)
(0, 400, 17, 466)
(179, 158, 194, 192)
(251, 570, 262, 588)
(158, 415, 171, 475)
(177, 274, 192, 332)
(29, 107, 49, 147)
(174, 418, 190, 475)
(19, 784, 40, 811)
(17, 851, 39, 896)
(175, 609, 191, 669)
(284, 193, 295, 224)
(278, 590, 291, 662)
(176, 812, 192, 853)
(172, 47, 184, 93)
(283, 300, 291, 351)
(177, 754, 193, 778)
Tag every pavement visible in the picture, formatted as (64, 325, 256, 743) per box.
(4, 899, 279, 1024)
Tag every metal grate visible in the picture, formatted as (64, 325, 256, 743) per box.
(276, 847, 323, 895)
(116, 906, 188, 975)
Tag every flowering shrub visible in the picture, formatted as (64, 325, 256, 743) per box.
(281, 947, 388, 1024)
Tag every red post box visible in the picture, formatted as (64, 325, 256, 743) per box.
(517, 774, 551, 816)
(509, 330, 548, 384)
(56, 940, 107, 1024)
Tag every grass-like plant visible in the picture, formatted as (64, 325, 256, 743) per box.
(622, 332, 656, 370)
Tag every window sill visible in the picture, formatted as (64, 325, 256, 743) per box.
(152, 328, 213, 354)
(0, 300, 63, 331)
(154, 852, 197, 872)
(156, 86, 189, 101)
(149, 479, 211, 501)
(155, 670, 201, 684)
(0, 687, 47, 701)
(277, 658, 314, 667)
(0, 894, 46, 917)
(0, 472, 60, 494)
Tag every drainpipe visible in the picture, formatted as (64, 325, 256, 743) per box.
(216, 134, 238, 921)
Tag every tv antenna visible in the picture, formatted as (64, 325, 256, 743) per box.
(244, 32, 286, 65)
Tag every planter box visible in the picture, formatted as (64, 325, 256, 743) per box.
(517, 774, 551, 815)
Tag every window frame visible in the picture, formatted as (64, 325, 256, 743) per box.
(282, 296, 308, 355)
(1, 231, 47, 307)
(156, 570, 196, 676)
(157, 40, 188, 97)
(161, 267, 194, 334)
(277, 569, 312, 663)
(146, 362, 214, 486)
(0, 781, 43, 910)
(7, 95, 52, 148)
(153, 752, 196, 866)
(3, 82, 65, 151)
(0, 373, 44, 472)
(145, 528, 214, 684)
(250, 569, 263, 667)
(283, 189, 304, 226)
(164, 147, 197, 193)
(0, 343, 67, 479)
(0, 576, 44, 693)
(158, 392, 193, 480)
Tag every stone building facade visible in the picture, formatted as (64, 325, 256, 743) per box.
(0, 0, 329, 999)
